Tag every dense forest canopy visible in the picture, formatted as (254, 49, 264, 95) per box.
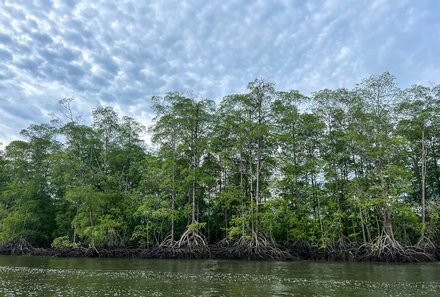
(1, 72, 440, 261)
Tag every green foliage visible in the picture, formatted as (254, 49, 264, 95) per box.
(51, 236, 79, 248)
(188, 222, 206, 232)
(0, 75, 439, 250)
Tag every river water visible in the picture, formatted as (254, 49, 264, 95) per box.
(0, 256, 439, 296)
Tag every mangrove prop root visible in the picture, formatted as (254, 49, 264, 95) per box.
(416, 235, 436, 251)
(357, 234, 435, 262)
(159, 234, 175, 248)
(0, 234, 437, 262)
(174, 227, 208, 250)
(316, 235, 357, 261)
(156, 227, 211, 258)
(214, 231, 294, 260)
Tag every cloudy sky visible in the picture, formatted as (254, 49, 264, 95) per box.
(0, 0, 439, 146)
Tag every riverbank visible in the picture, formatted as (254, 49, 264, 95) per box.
(1, 242, 439, 263)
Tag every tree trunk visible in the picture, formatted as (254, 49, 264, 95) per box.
(89, 210, 95, 248)
(191, 103, 200, 224)
(380, 170, 394, 239)
(421, 125, 427, 235)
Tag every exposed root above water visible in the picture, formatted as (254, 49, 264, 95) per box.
(0, 234, 438, 262)
(159, 234, 175, 248)
(214, 231, 294, 260)
(357, 233, 435, 262)
(314, 235, 357, 261)
(416, 235, 436, 250)
(155, 225, 211, 259)
(174, 227, 208, 250)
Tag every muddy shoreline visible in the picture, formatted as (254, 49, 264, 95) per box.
(1, 243, 438, 262)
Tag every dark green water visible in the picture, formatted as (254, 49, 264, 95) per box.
(0, 256, 440, 296)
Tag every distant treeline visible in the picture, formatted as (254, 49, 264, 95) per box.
(1, 72, 439, 261)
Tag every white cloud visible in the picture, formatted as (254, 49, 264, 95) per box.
(0, 0, 439, 146)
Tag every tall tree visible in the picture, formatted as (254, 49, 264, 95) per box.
(397, 85, 440, 245)
(150, 92, 215, 250)
(0, 124, 59, 246)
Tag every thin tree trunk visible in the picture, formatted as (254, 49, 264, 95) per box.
(250, 157, 254, 235)
(192, 169, 196, 223)
(380, 170, 394, 239)
(171, 140, 176, 242)
(360, 209, 367, 245)
(89, 210, 95, 248)
(421, 125, 427, 235)
(191, 103, 200, 224)
(240, 152, 245, 236)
